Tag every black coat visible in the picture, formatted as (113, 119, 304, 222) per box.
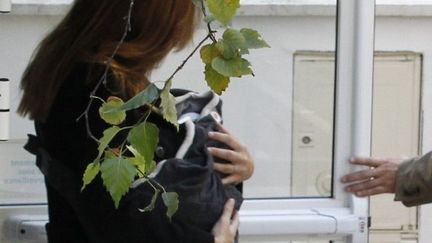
(26, 64, 242, 243)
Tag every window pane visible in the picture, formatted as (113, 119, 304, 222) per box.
(291, 53, 335, 197)
(222, 1, 338, 198)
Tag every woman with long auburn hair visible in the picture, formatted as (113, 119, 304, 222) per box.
(18, 0, 254, 242)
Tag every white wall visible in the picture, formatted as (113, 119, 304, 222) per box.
(0, 15, 62, 139)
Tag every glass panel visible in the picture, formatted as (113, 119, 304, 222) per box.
(221, 1, 338, 198)
(291, 53, 335, 197)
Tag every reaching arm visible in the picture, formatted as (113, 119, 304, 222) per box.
(393, 152, 432, 206)
(341, 152, 432, 207)
(341, 157, 401, 197)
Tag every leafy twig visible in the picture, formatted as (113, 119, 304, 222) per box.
(118, 108, 153, 154)
(76, 0, 136, 142)
(200, 0, 217, 43)
(166, 34, 212, 82)
(136, 167, 167, 193)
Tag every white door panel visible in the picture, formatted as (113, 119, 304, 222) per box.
(1, 206, 47, 243)
(290, 52, 422, 243)
(370, 54, 421, 242)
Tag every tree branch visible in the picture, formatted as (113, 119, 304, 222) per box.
(166, 34, 212, 82)
(77, 0, 136, 142)
(200, 0, 217, 43)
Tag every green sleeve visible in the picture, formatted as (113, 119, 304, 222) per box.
(394, 151, 432, 207)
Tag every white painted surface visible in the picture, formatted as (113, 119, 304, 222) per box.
(0, 79, 10, 140)
(0, 113, 9, 141)
(0, 0, 11, 12)
(4, 0, 432, 16)
(0, 15, 62, 139)
(0, 80, 10, 110)
(369, 53, 421, 242)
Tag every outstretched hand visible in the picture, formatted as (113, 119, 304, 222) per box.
(341, 157, 404, 197)
(208, 124, 254, 185)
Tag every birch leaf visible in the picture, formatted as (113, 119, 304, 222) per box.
(99, 96, 126, 125)
(205, 64, 230, 95)
(107, 83, 159, 113)
(162, 192, 179, 220)
(128, 122, 159, 164)
(101, 156, 136, 208)
(207, 0, 240, 25)
(241, 28, 270, 49)
(97, 126, 121, 161)
(160, 79, 179, 130)
(212, 57, 253, 77)
(81, 161, 100, 191)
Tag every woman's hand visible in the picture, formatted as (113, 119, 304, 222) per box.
(212, 199, 240, 243)
(208, 124, 254, 185)
(341, 157, 404, 197)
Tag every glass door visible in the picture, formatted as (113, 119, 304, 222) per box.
(226, 0, 376, 242)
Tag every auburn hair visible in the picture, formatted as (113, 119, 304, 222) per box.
(18, 0, 198, 121)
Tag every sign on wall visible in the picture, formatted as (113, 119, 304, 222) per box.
(0, 140, 46, 205)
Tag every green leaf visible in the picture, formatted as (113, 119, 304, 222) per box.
(100, 156, 136, 208)
(133, 160, 146, 178)
(126, 145, 145, 166)
(215, 41, 227, 57)
(217, 40, 240, 59)
(219, 28, 247, 59)
(99, 96, 126, 125)
(81, 161, 100, 191)
(127, 148, 156, 176)
(200, 44, 221, 65)
(207, 0, 240, 25)
(162, 192, 179, 219)
(104, 150, 117, 159)
(138, 187, 160, 213)
(205, 64, 230, 95)
(126, 145, 146, 177)
(211, 57, 253, 77)
(146, 160, 157, 175)
(107, 83, 159, 113)
(97, 126, 122, 161)
(240, 28, 270, 49)
(160, 80, 179, 130)
(128, 122, 159, 165)
(226, 30, 248, 54)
